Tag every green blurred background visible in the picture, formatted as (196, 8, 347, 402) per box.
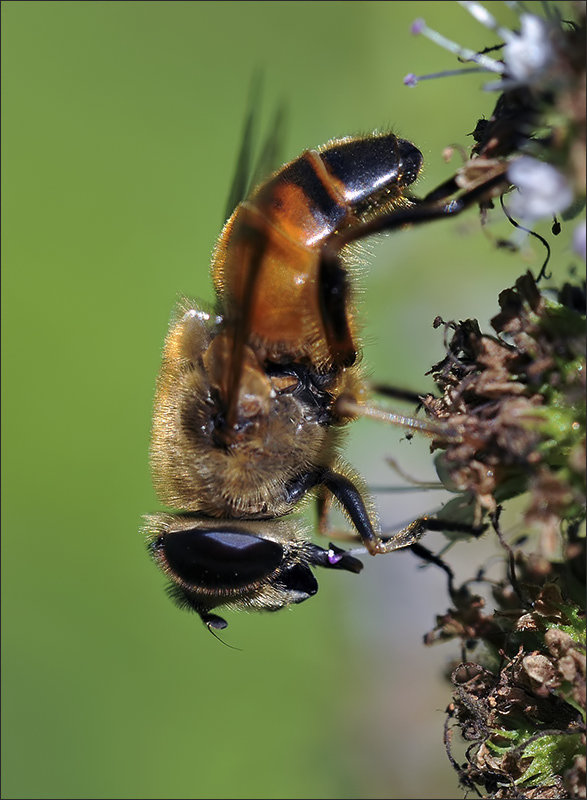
(2, 2, 575, 798)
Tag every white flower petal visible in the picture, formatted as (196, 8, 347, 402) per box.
(504, 14, 554, 82)
(508, 157, 573, 221)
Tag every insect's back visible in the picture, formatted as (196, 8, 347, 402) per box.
(211, 133, 422, 370)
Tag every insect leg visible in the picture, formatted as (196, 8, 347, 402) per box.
(318, 483, 428, 555)
(287, 467, 386, 554)
(334, 394, 462, 443)
(316, 486, 362, 544)
(377, 517, 429, 553)
(317, 166, 509, 370)
(369, 383, 426, 404)
(317, 243, 357, 368)
(313, 469, 483, 555)
(337, 165, 510, 247)
(378, 516, 487, 556)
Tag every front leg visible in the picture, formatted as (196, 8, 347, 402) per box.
(315, 468, 426, 555)
(316, 472, 481, 555)
(334, 394, 462, 443)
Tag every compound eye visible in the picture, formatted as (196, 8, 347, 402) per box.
(159, 528, 284, 589)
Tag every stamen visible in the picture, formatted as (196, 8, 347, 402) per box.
(458, 1, 515, 42)
(502, 0, 525, 12)
(410, 17, 505, 74)
(404, 66, 487, 86)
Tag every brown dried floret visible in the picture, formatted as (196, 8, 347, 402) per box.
(423, 273, 585, 545)
(446, 644, 584, 798)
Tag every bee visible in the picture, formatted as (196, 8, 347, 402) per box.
(144, 109, 509, 631)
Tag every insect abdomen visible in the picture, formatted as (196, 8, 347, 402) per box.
(211, 133, 422, 367)
(247, 133, 423, 245)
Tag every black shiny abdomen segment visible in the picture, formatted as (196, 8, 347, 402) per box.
(261, 153, 347, 234)
(320, 135, 423, 206)
(161, 528, 284, 589)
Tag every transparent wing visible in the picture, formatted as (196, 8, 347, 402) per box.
(249, 100, 287, 192)
(223, 73, 262, 222)
(223, 75, 287, 221)
(220, 82, 289, 433)
(223, 222, 269, 434)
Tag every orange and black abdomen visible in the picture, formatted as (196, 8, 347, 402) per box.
(211, 133, 423, 370)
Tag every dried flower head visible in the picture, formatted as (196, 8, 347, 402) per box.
(424, 272, 585, 548)
(397, 6, 586, 796)
(405, 2, 586, 244)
